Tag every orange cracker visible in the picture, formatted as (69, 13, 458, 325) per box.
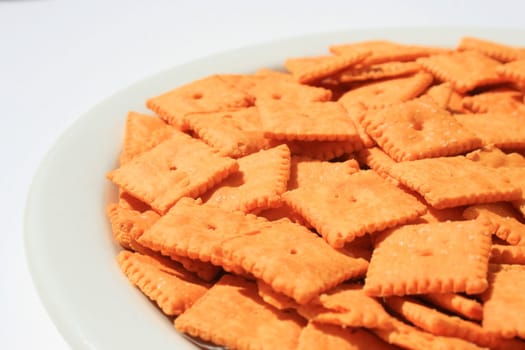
(356, 147, 398, 183)
(285, 139, 363, 160)
(497, 59, 525, 85)
(118, 190, 151, 212)
(360, 99, 481, 161)
(481, 264, 525, 339)
(447, 88, 467, 112)
(338, 72, 434, 109)
(107, 131, 238, 214)
(420, 293, 483, 321)
(254, 67, 294, 80)
(201, 144, 291, 213)
(343, 103, 376, 148)
(257, 280, 299, 311)
(419, 82, 453, 110)
(455, 112, 525, 149)
(256, 99, 360, 141)
(107, 203, 160, 250)
(384, 155, 522, 209)
(138, 197, 264, 273)
(330, 40, 449, 65)
(146, 75, 254, 128)
(458, 37, 525, 62)
(465, 145, 525, 168)
(384, 296, 518, 349)
(284, 53, 369, 84)
(297, 323, 398, 350)
(373, 317, 488, 350)
(463, 203, 525, 245)
(288, 156, 360, 190)
(313, 283, 394, 330)
(183, 107, 271, 158)
(219, 73, 332, 102)
(283, 170, 427, 248)
(490, 244, 525, 264)
(417, 51, 506, 93)
(335, 61, 422, 83)
(119, 111, 176, 165)
(117, 251, 210, 316)
(364, 220, 493, 297)
(216, 217, 369, 304)
(174, 274, 305, 350)
(256, 202, 311, 227)
(461, 87, 524, 113)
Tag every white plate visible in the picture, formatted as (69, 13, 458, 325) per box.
(25, 28, 525, 350)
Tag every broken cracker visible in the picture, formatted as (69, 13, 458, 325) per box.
(364, 220, 493, 297)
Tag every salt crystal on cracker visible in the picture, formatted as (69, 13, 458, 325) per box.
(365, 220, 493, 296)
(257, 99, 360, 141)
(283, 170, 426, 248)
(107, 131, 238, 214)
(201, 144, 291, 213)
(417, 51, 506, 93)
(385, 155, 522, 209)
(174, 274, 305, 350)
(361, 99, 481, 161)
(482, 264, 525, 339)
(117, 251, 210, 316)
(146, 75, 254, 128)
(298, 323, 398, 350)
(338, 72, 433, 109)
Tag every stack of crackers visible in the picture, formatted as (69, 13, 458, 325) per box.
(106, 36, 525, 349)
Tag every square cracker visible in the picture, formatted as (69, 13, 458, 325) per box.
(285, 139, 363, 160)
(417, 51, 506, 93)
(174, 274, 306, 350)
(482, 264, 525, 339)
(419, 82, 453, 110)
(338, 72, 433, 110)
(183, 107, 271, 158)
(146, 75, 254, 128)
(107, 203, 160, 250)
(335, 61, 422, 83)
(119, 111, 176, 165)
(201, 144, 291, 213)
(283, 170, 427, 248)
(461, 87, 524, 113)
(117, 251, 210, 316)
(216, 217, 369, 304)
(360, 100, 481, 161)
(364, 220, 493, 297)
(107, 131, 238, 214)
(420, 293, 483, 321)
(458, 36, 525, 62)
(297, 323, 397, 350)
(384, 155, 522, 209)
(257, 99, 360, 142)
(455, 112, 525, 149)
(284, 53, 369, 84)
(497, 59, 525, 85)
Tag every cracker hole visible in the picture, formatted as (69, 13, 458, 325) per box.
(411, 120, 424, 131)
(289, 248, 297, 255)
(372, 88, 384, 95)
(416, 248, 433, 257)
(192, 93, 203, 99)
(223, 114, 233, 119)
(206, 223, 217, 231)
(271, 93, 282, 100)
(169, 165, 178, 171)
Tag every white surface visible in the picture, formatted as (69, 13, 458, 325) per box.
(3, 1, 525, 349)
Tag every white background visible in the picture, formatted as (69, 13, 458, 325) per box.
(2, 1, 525, 349)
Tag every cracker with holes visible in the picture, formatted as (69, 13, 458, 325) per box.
(458, 37, 525, 62)
(482, 264, 525, 339)
(461, 87, 524, 113)
(216, 217, 369, 304)
(365, 220, 493, 297)
(183, 107, 271, 158)
(107, 131, 238, 214)
(335, 61, 421, 83)
(384, 155, 521, 209)
(219, 74, 332, 102)
(285, 53, 370, 84)
(174, 275, 306, 350)
(463, 203, 525, 245)
(119, 111, 176, 165)
(117, 251, 210, 316)
(284, 169, 426, 248)
(107, 203, 160, 250)
(201, 144, 291, 213)
(417, 51, 506, 93)
(420, 293, 483, 321)
(384, 296, 522, 349)
(456, 112, 525, 149)
(360, 99, 481, 161)
(288, 157, 360, 190)
(146, 75, 254, 128)
(257, 99, 360, 141)
(297, 323, 397, 350)
(466, 146, 525, 168)
(338, 72, 433, 109)
(285, 139, 363, 160)
(330, 40, 449, 65)
(497, 59, 525, 85)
